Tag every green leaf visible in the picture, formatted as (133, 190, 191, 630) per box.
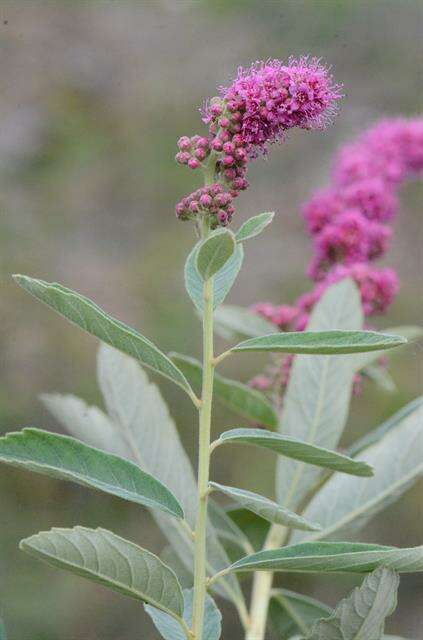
(231, 330, 406, 355)
(225, 541, 423, 574)
(160, 546, 193, 589)
(197, 229, 236, 280)
(145, 588, 221, 640)
(96, 345, 245, 607)
(0, 619, 6, 640)
(215, 429, 374, 477)
(347, 396, 423, 457)
(308, 566, 399, 639)
(362, 363, 397, 393)
(292, 400, 423, 544)
(170, 353, 278, 428)
(225, 508, 270, 552)
(210, 482, 321, 531)
(184, 242, 243, 314)
(208, 500, 253, 556)
(21, 527, 184, 618)
(269, 589, 332, 637)
(13, 275, 195, 400)
(213, 304, 276, 341)
(276, 280, 364, 509)
(0, 428, 183, 519)
(40, 393, 129, 458)
(235, 212, 274, 242)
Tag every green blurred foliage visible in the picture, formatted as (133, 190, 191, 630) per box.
(0, 1, 421, 638)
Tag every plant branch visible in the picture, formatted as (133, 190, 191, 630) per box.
(245, 524, 288, 640)
(191, 226, 215, 638)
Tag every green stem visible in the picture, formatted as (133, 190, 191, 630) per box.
(245, 524, 288, 640)
(192, 227, 215, 639)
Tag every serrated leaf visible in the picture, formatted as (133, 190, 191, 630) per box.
(213, 304, 276, 341)
(184, 242, 243, 314)
(347, 396, 423, 457)
(0, 428, 183, 519)
(224, 541, 423, 575)
(13, 275, 194, 400)
(215, 429, 373, 477)
(96, 345, 245, 607)
(170, 353, 278, 428)
(292, 401, 423, 544)
(235, 212, 274, 242)
(269, 589, 332, 637)
(309, 566, 399, 640)
(276, 280, 364, 509)
(145, 588, 221, 640)
(197, 229, 236, 280)
(20, 527, 184, 618)
(231, 330, 406, 355)
(210, 482, 321, 531)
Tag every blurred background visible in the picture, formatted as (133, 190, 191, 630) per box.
(0, 1, 422, 638)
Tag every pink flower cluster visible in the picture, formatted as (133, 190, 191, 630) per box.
(251, 117, 423, 392)
(175, 57, 341, 226)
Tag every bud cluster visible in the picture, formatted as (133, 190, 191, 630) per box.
(175, 182, 235, 228)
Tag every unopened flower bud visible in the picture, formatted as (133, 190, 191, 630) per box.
(177, 136, 191, 151)
(175, 151, 191, 165)
(223, 142, 235, 154)
(212, 139, 223, 151)
(199, 193, 213, 207)
(188, 158, 200, 169)
(223, 155, 235, 166)
(195, 148, 207, 161)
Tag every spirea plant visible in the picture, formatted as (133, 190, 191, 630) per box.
(2, 58, 422, 640)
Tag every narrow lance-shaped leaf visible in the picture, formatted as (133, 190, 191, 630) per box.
(214, 429, 374, 477)
(213, 304, 276, 341)
(210, 482, 321, 532)
(308, 566, 399, 640)
(230, 330, 406, 355)
(269, 589, 332, 638)
(235, 212, 274, 242)
(13, 276, 195, 400)
(222, 541, 423, 575)
(292, 401, 423, 544)
(197, 229, 236, 280)
(184, 242, 244, 314)
(21, 527, 185, 618)
(0, 428, 183, 519)
(145, 588, 222, 640)
(170, 353, 278, 429)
